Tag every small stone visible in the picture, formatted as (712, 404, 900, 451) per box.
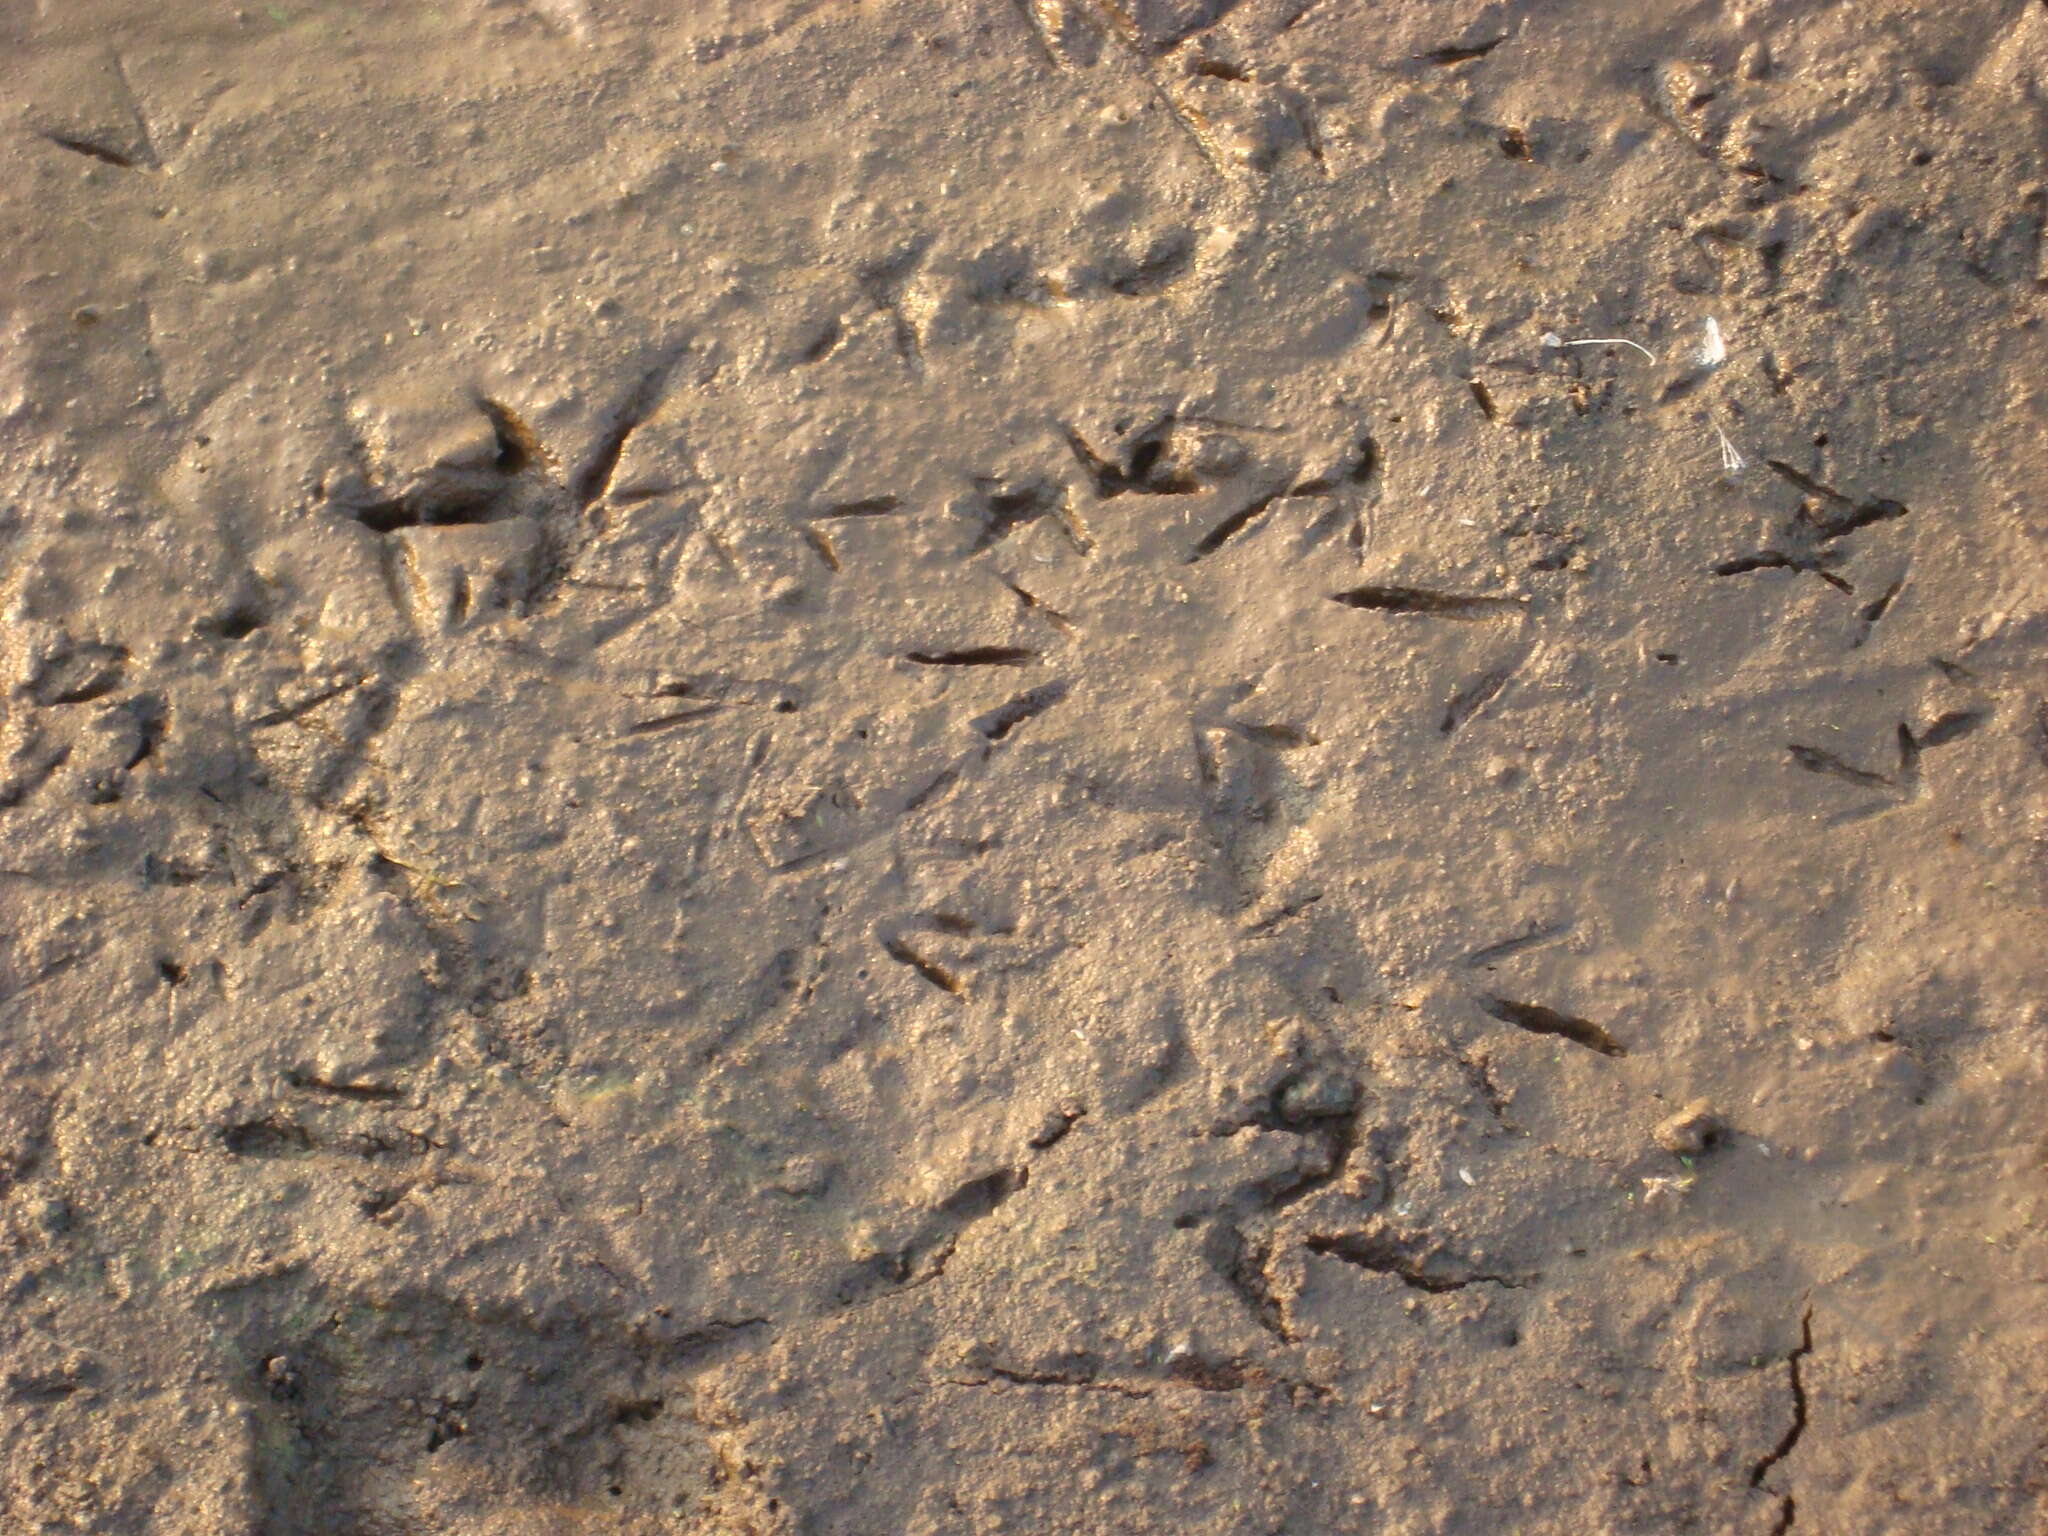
(1190, 433, 1247, 477)
(772, 1155, 828, 1198)
(1654, 1099, 1721, 1156)
(1278, 1068, 1360, 1123)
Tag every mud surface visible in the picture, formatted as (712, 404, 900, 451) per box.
(4, 2, 2047, 1532)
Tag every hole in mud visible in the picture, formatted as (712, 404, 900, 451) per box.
(204, 606, 265, 640)
(220, 1118, 314, 1156)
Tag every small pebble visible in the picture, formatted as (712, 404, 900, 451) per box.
(1654, 1099, 1721, 1157)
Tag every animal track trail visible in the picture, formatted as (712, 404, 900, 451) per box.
(1784, 711, 1983, 807)
(829, 1123, 1075, 1309)
(1710, 459, 1910, 599)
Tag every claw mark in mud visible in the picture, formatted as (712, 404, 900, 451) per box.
(478, 397, 550, 473)
(1750, 1308, 1814, 1534)
(1187, 487, 1285, 562)
(882, 935, 964, 996)
(285, 1073, 403, 1103)
(1441, 658, 1521, 735)
(860, 244, 930, 374)
(811, 496, 903, 520)
(1332, 585, 1523, 620)
(1232, 721, 1318, 750)
(832, 1165, 1028, 1306)
(219, 1118, 316, 1157)
(1203, 1221, 1290, 1340)
(1766, 460, 1910, 540)
(1786, 744, 1892, 790)
(1913, 710, 1983, 748)
(624, 704, 721, 735)
(974, 681, 1070, 741)
(39, 131, 146, 169)
(1418, 36, 1505, 66)
(1105, 230, 1197, 297)
(947, 1365, 1158, 1400)
(794, 314, 843, 365)
(1029, 1109, 1083, 1148)
(1479, 996, 1627, 1057)
(1289, 433, 1379, 496)
(906, 647, 1038, 667)
(27, 642, 128, 706)
(1275, 83, 1330, 174)
(903, 761, 964, 814)
(1244, 891, 1323, 935)
(1002, 577, 1077, 634)
(221, 1114, 432, 1163)
(802, 526, 841, 572)
(573, 348, 684, 508)
(1465, 920, 1570, 969)
(1894, 724, 1921, 799)
(1851, 575, 1904, 647)
(1307, 1232, 1530, 1293)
